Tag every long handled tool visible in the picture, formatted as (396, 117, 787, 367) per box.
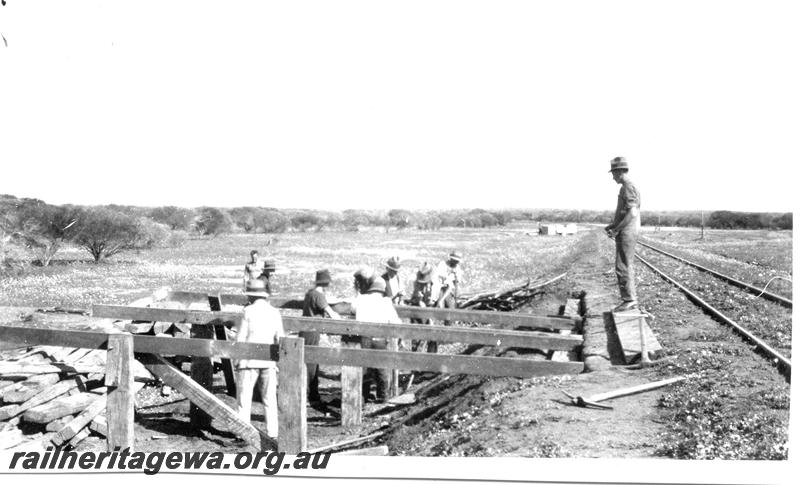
(561, 375, 691, 410)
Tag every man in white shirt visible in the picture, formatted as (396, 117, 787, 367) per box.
(234, 278, 285, 439)
(432, 251, 464, 328)
(381, 256, 405, 304)
(353, 277, 401, 402)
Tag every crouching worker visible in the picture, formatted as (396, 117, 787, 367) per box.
(235, 278, 285, 439)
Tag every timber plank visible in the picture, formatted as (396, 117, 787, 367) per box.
(395, 306, 578, 330)
(305, 346, 584, 378)
(93, 305, 241, 326)
(0, 361, 106, 376)
(340, 340, 362, 429)
(282, 316, 582, 350)
(611, 312, 663, 364)
(106, 333, 135, 451)
(0, 324, 278, 361)
(138, 353, 261, 448)
(51, 395, 107, 446)
(277, 337, 306, 454)
(2, 374, 61, 403)
(0, 376, 87, 420)
(24, 392, 102, 424)
(209, 295, 237, 398)
(45, 415, 75, 432)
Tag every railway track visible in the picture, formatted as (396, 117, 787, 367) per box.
(635, 247, 792, 381)
(638, 240, 792, 308)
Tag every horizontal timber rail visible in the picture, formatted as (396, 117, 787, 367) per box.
(163, 291, 578, 330)
(639, 240, 792, 308)
(0, 324, 583, 378)
(0, 324, 278, 361)
(92, 305, 581, 350)
(636, 254, 791, 380)
(305, 346, 583, 377)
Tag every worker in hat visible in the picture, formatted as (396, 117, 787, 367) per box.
(409, 262, 437, 353)
(604, 156, 641, 312)
(431, 251, 464, 330)
(381, 256, 405, 304)
(301, 269, 341, 404)
(351, 277, 401, 403)
(243, 250, 266, 290)
(234, 278, 285, 439)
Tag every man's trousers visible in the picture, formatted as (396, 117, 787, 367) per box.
(615, 229, 639, 302)
(236, 367, 278, 438)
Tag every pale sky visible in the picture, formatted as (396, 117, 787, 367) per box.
(1, 0, 798, 212)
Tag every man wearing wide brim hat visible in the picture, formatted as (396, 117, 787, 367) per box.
(604, 156, 641, 312)
(234, 278, 285, 439)
(381, 256, 405, 304)
(301, 269, 341, 404)
(351, 276, 401, 403)
(433, 252, 464, 309)
(409, 262, 437, 353)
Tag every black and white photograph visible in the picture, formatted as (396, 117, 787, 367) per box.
(0, 1, 796, 484)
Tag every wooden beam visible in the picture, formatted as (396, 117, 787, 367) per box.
(394, 306, 577, 330)
(90, 306, 579, 348)
(52, 395, 107, 447)
(106, 333, 135, 451)
(24, 392, 103, 424)
(1, 374, 60, 403)
(92, 305, 241, 326)
(0, 324, 278, 361)
(0, 325, 108, 350)
(305, 347, 584, 378)
(139, 353, 261, 448)
(0, 375, 88, 421)
(190, 322, 215, 429)
(209, 295, 237, 398)
(277, 337, 306, 454)
(282, 316, 581, 350)
(340, 339, 362, 429)
(388, 338, 400, 398)
(0, 361, 106, 376)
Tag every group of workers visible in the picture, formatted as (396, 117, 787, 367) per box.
(231, 155, 641, 440)
(232, 249, 466, 440)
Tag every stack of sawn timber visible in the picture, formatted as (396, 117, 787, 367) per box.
(0, 345, 151, 451)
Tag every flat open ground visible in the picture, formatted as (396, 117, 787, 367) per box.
(0, 224, 792, 460)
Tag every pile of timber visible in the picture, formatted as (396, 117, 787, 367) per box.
(122, 300, 193, 337)
(0, 345, 151, 451)
(459, 272, 566, 312)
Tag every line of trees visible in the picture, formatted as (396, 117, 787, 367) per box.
(0, 193, 792, 268)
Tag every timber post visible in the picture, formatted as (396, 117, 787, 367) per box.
(105, 333, 134, 451)
(190, 323, 215, 428)
(340, 339, 362, 428)
(277, 336, 306, 453)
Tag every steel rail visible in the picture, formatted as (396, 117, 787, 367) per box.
(635, 253, 791, 379)
(638, 240, 792, 308)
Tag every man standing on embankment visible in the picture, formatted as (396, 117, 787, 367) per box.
(605, 156, 641, 312)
